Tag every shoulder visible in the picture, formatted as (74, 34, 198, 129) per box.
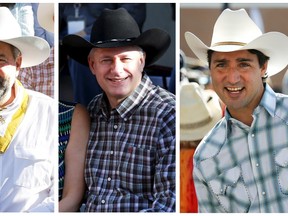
(69, 104, 90, 141)
(146, 86, 175, 110)
(275, 92, 288, 124)
(73, 104, 90, 121)
(27, 89, 55, 107)
(194, 118, 227, 164)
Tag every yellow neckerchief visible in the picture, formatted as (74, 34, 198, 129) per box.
(0, 81, 29, 153)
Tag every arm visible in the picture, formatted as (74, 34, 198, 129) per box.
(140, 108, 176, 212)
(59, 104, 90, 212)
(13, 3, 35, 36)
(193, 163, 225, 213)
(27, 100, 57, 212)
(27, 168, 55, 212)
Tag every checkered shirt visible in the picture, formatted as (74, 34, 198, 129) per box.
(18, 46, 54, 98)
(193, 84, 288, 213)
(85, 74, 176, 212)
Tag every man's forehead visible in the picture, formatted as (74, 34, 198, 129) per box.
(0, 41, 14, 54)
(212, 50, 255, 58)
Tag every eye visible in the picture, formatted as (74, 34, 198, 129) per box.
(122, 57, 132, 62)
(215, 62, 225, 68)
(100, 58, 112, 64)
(239, 62, 250, 68)
(0, 58, 8, 65)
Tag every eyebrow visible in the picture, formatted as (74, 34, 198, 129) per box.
(212, 57, 253, 64)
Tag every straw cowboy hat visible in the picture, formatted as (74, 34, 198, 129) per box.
(180, 82, 222, 141)
(0, 7, 50, 68)
(37, 3, 54, 33)
(62, 7, 171, 67)
(185, 8, 288, 77)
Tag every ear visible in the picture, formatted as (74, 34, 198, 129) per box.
(140, 51, 146, 70)
(15, 55, 22, 76)
(88, 54, 97, 75)
(261, 61, 268, 77)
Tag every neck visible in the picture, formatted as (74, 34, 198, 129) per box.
(228, 108, 254, 126)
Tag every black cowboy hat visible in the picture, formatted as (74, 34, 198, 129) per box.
(62, 7, 171, 67)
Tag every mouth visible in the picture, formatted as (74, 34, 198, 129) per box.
(225, 87, 244, 93)
(108, 77, 129, 83)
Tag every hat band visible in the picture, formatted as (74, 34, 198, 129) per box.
(180, 116, 212, 130)
(95, 38, 135, 44)
(212, 41, 247, 47)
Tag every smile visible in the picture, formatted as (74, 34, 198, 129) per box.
(108, 77, 128, 82)
(226, 87, 243, 92)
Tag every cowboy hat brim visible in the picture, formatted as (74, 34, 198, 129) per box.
(185, 31, 288, 77)
(2, 36, 50, 68)
(62, 28, 171, 67)
(180, 89, 222, 141)
(37, 3, 54, 33)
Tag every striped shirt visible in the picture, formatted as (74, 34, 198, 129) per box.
(85, 74, 176, 212)
(193, 84, 288, 213)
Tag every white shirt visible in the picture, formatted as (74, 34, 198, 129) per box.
(0, 84, 56, 212)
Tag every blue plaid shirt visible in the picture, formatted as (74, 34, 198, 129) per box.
(85, 74, 175, 212)
(193, 84, 288, 213)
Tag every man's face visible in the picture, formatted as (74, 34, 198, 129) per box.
(88, 46, 145, 108)
(0, 42, 21, 106)
(210, 50, 267, 114)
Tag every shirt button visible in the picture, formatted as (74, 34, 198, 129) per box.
(251, 134, 255, 138)
(262, 191, 266, 196)
(107, 177, 111, 181)
(101, 200, 105, 204)
(114, 125, 118, 129)
(110, 151, 114, 155)
(256, 163, 259, 167)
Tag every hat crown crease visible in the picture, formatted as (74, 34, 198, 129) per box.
(211, 9, 262, 47)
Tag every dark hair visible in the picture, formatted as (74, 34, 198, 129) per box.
(207, 49, 270, 80)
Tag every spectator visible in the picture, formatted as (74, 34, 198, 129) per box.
(18, 3, 54, 98)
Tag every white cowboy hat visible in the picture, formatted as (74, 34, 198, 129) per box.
(37, 3, 54, 33)
(180, 82, 222, 141)
(185, 8, 288, 77)
(0, 6, 50, 68)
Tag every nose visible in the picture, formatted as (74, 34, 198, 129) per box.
(226, 67, 240, 84)
(110, 58, 123, 75)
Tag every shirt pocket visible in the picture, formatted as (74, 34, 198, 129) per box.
(275, 147, 288, 195)
(14, 147, 52, 190)
(117, 145, 156, 195)
(208, 166, 251, 213)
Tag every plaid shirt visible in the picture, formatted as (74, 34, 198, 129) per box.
(193, 84, 288, 213)
(18, 46, 54, 98)
(85, 74, 175, 212)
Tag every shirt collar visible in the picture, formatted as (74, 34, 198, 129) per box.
(117, 73, 153, 119)
(96, 73, 154, 119)
(224, 83, 276, 135)
(258, 83, 276, 117)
